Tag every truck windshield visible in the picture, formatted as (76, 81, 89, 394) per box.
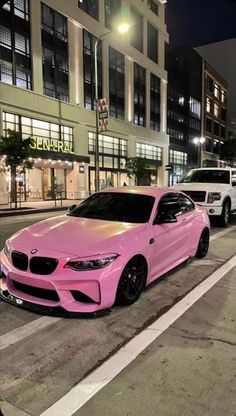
(180, 169, 230, 184)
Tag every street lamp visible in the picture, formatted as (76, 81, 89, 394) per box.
(94, 23, 129, 192)
(193, 136, 205, 168)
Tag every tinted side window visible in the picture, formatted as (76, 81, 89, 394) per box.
(179, 194, 195, 213)
(157, 194, 182, 217)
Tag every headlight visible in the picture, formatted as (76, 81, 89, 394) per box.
(64, 254, 119, 271)
(207, 192, 221, 203)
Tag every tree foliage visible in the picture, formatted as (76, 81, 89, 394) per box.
(125, 157, 149, 185)
(0, 129, 34, 208)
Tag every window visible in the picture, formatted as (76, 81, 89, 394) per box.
(189, 97, 201, 119)
(148, 0, 159, 15)
(109, 47, 125, 120)
(169, 150, 187, 165)
(179, 194, 195, 213)
(105, 0, 121, 29)
(212, 140, 219, 154)
(3, 112, 74, 152)
(214, 103, 220, 118)
(220, 125, 225, 139)
(213, 122, 220, 136)
(130, 8, 143, 53)
(0, 0, 31, 89)
(150, 73, 160, 131)
(167, 110, 184, 123)
(180, 169, 230, 184)
(88, 132, 128, 169)
(134, 63, 146, 126)
(206, 117, 212, 133)
(167, 127, 184, 141)
(221, 89, 226, 104)
(41, 4, 69, 101)
(157, 194, 182, 218)
(221, 107, 226, 122)
(214, 83, 220, 99)
(83, 30, 102, 111)
(206, 97, 212, 113)
(137, 143, 162, 162)
(207, 75, 214, 93)
(147, 23, 158, 63)
(205, 138, 212, 153)
(78, 0, 98, 21)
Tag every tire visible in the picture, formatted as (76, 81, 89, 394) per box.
(196, 228, 210, 258)
(218, 201, 230, 227)
(116, 256, 147, 306)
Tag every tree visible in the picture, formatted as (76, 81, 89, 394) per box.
(125, 157, 149, 185)
(0, 129, 34, 209)
(220, 134, 236, 164)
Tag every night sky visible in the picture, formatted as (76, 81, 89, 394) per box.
(167, 0, 236, 48)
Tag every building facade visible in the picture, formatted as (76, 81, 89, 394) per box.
(202, 62, 227, 167)
(0, 0, 169, 204)
(166, 47, 228, 184)
(166, 47, 202, 185)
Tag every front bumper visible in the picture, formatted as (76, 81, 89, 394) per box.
(0, 249, 123, 315)
(197, 204, 223, 216)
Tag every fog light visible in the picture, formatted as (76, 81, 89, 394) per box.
(209, 209, 215, 214)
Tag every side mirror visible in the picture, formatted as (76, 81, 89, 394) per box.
(153, 212, 178, 225)
(68, 204, 77, 212)
(232, 180, 236, 187)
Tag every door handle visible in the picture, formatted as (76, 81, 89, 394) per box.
(149, 238, 155, 245)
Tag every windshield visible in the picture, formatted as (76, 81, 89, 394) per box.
(179, 169, 230, 184)
(67, 192, 155, 223)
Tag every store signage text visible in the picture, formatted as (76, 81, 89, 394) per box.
(30, 137, 74, 154)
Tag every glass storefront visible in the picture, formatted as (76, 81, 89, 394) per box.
(88, 132, 128, 192)
(169, 150, 188, 185)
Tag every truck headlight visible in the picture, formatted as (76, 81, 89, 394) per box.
(207, 192, 221, 203)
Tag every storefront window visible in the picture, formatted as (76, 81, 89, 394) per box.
(136, 143, 162, 162)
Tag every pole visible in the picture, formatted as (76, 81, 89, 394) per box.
(94, 38, 99, 192)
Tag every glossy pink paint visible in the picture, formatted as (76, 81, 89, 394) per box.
(0, 187, 210, 314)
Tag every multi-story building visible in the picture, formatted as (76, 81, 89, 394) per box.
(166, 46, 228, 184)
(202, 62, 227, 167)
(0, 0, 169, 204)
(166, 47, 202, 185)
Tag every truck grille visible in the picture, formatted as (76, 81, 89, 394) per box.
(182, 190, 206, 202)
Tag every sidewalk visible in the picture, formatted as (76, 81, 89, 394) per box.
(0, 199, 83, 217)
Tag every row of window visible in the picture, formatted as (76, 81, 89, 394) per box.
(167, 127, 184, 141)
(206, 75, 226, 104)
(0, 1, 161, 130)
(206, 97, 226, 121)
(206, 117, 225, 139)
(79, 1, 159, 63)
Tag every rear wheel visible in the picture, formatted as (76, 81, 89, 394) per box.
(218, 201, 230, 227)
(116, 256, 147, 306)
(196, 228, 210, 258)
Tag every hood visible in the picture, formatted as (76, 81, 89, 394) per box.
(173, 183, 229, 192)
(9, 215, 147, 257)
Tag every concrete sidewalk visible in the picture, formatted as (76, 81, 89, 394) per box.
(0, 199, 83, 217)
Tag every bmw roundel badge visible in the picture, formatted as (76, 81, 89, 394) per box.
(31, 249, 38, 254)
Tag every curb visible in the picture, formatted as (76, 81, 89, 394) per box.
(0, 206, 68, 217)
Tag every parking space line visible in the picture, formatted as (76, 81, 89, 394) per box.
(39, 255, 236, 416)
(0, 316, 61, 351)
(210, 225, 236, 241)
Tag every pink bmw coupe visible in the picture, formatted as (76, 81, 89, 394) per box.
(0, 187, 210, 316)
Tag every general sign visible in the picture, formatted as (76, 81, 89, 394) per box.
(30, 137, 74, 154)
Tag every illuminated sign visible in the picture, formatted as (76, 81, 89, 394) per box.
(30, 137, 74, 154)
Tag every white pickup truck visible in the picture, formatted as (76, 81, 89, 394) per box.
(173, 167, 236, 227)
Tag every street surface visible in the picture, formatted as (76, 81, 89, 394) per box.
(0, 212, 236, 416)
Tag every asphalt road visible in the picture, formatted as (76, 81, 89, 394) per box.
(0, 212, 236, 416)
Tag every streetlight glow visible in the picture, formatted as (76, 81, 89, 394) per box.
(118, 22, 130, 33)
(193, 137, 205, 167)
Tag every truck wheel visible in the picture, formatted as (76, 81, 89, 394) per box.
(218, 201, 230, 227)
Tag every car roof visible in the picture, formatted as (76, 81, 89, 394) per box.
(99, 186, 179, 197)
(187, 167, 233, 171)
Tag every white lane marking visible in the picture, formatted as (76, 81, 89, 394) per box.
(0, 225, 235, 351)
(40, 255, 236, 416)
(210, 225, 236, 241)
(0, 316, 61, 351)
